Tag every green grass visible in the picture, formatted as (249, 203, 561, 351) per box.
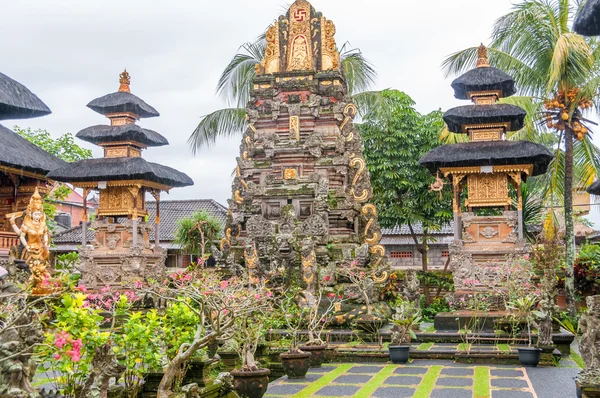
(290, 364, 353, 398)
(354, 364, 396, 398)
(424, 325, 436, 332)
(458, 343, 471, 351)
(571, 352, 585, 368)
(496, 344, 511, 353)
(413, 365, 442, 398)
(474, 366, 490, 398)
(345, 340, 362, 347)
(416, 342, 434, 350)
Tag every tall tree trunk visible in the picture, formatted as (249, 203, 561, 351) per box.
(421, 237, 430, 306)
(564, 127, 576, 317)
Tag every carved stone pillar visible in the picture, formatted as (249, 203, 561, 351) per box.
(150, 189, 160, 248)
(81, 188, 89, 247)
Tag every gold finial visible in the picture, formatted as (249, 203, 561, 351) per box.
(118, 68, 131, 93)
(476, 43, 490, 68)
(27, 187, 44, 215)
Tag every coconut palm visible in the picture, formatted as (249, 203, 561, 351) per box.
(188, 36, 378, 153)
(441, 0, 600, 315)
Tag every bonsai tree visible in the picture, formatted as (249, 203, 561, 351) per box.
(303, 290, 344, 347)
(336, 260, 387, 320)
(279, 289, 303, 353)
(390, 300, 421, 346)
(174, 210, 223, 260)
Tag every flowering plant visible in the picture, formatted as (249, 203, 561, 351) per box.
(303, 288, 344, 346)
(336, 260, 387, 319)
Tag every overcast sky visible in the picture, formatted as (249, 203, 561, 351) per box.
(2, 0, 599, 225)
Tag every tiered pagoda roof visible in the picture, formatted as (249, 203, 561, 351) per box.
(574, 0, 600, 36)
(47, 70, 192, 191)
(420, 44, 553, 178)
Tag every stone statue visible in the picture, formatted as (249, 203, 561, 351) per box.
(7, 188, 50, 291)
(402, 269, 421, 308)
(79, 342, 126, 398)
(535, 266, 558, 348)
(579, 295, 600, 386)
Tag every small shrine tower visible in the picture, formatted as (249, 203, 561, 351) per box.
(48, 70, 193, 288)
(420, 45, 553, 292)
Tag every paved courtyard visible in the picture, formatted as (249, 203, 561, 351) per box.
(265, 360, 580, 398)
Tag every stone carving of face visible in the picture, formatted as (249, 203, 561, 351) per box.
(32, 211, 43, 223)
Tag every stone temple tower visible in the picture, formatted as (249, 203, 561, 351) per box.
(217, 0, 387, 295)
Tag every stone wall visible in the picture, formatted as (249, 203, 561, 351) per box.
(385, 245, 449, 269)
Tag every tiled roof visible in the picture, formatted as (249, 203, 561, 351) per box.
(52, 199, 228, 245)
(382, 222, 454, 236)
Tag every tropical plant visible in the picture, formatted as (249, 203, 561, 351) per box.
(188, 36, 377, 151)
(390, 299, 421, 346)
(173, 210, 223, 259)
(359, 89, 453, 304)
(441, 0, 600, 316)
(507, 294, 540, 347)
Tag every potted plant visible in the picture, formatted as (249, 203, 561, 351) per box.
(298, 289, 343, 367)
(278, 290, 311, 379)
(507, 294, 542, 367)
(337, 260, 387, 333)
(388, 299, 421, 363)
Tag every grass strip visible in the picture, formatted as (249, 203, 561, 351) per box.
(474, 366, 490, 398)
(424, 325, 436, 332)
(571, 352, 585, 368)
(496, 344, 511, 353)
(353, 364, 396, 398)
(290, 363, 353, 398)
(417, 342, 434, 350)
(413, 365, 442, 398)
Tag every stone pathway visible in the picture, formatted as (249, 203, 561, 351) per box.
(265, 360, 580, 397)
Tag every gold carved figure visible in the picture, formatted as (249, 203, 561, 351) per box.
(7, 188, 50, 289)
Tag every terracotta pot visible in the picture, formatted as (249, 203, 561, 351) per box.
(557, 293, 567, 310)
(231, 368, 270, 398)
(280, 350, 311, 379)
(298, 344, 327, 367)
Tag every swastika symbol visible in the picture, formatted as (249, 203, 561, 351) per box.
(293, 8, 307, 22)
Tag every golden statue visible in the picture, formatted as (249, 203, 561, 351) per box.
(7, 188, 50, 289)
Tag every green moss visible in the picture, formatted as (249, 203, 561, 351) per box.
(571, 352, 585, 368)
(496, 344, 511, 353)
(423, 325, 436, 332)
(253, 160, 272, 168)
(413, 365, 442, 398)
(354, 365, 396, 398)
(417, 342, 434, 350)
(458, 343, 471, 351)
(327, 192, 338, 209)
(474, 366, 490, 398)
(290, 364, 353, 398)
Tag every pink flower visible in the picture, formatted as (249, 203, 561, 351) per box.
(76, 285, 88, 293)
(266, 291, 273, 298)
(449, 302, 453, 306)
(254, 294, 261, 299)
(327, 293, 335, 299)
(338, 295, 343, 299)
(324, 275, 331, 282)
(100, 286, 110, 293)
(134, 280, 143, 289)
(222, 309, 230, 315)
(523, 254, 530, 260)
(481, 297, 486, 301)
(66, 350, 81, 362)
(70, 339, 83, 350)
(220, 280, 229, 290)
(460, 297, 465, 302)
(53, 353, 61, 360)
(54, 331, 70, 349)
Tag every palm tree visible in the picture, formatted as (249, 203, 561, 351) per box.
(441, 0, 600, 315)
(188, 36, 378, 152)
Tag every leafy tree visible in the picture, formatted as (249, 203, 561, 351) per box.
(359, 90, 453, 304)
(173, 210, 223, 259)
(14, 126, 92, 162)
(441, 0, 600, 315)
(188, 36, 378, 152)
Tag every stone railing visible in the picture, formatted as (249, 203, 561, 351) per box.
(0, 231, 18, 250)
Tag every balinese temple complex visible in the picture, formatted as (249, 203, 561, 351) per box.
(0, 72, 64, 271)
(419, 45, 553, 294)
(216, 0, 388, 302)
(47, 70, 193, 288)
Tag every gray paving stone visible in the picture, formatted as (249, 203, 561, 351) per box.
(265, 383, 307, 395)
(491, 391, 534, 398)
(440, 367, 474, 376)
(393, 366, 428, 375)
(347, 365, 384, 373)
(333, 374, 373, 384)
(314, 385, 360, 396)
(436, 377, 473, 387)
(281, 373, 323, 383)
(384, 375, 423, 385)
(526, 367, 579, 398)
(372, 386, 416, 397)
(490, 369, 525, 377)
(430, 388, 473, 398)
(491, 378, 529, 388)
(308, 365, 337, 373)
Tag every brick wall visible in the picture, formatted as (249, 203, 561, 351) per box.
(385, 245, 449, 269)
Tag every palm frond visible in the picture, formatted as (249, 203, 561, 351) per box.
(548, 33, 594, 93)
(188, 108, 247, 153)
(339, 42, 377, 95)
(353, 90, 386, 118)
(438, 126, 468, 144)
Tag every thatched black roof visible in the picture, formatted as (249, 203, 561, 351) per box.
(443, 104, 526, 133)
(451, 67, 516, 99)
(587, 179, 600, 195)
(419, 140, 554, 176)
(87, 92, 159, 118)
(574, 0, 600, 36)
(76, 125, 168, 147)
(0, 72, 51, 120)
(47, 157, 193, 188)
(0, 124, 66, 175)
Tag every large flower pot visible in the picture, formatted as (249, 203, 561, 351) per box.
(298, 344, 327, 367)
(577, 380, 600, 398)
(517, 347, 542, 367)
(279, 351, 311, 379)
(389, 345, 410, 364)
(231, 368, 270, 398)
